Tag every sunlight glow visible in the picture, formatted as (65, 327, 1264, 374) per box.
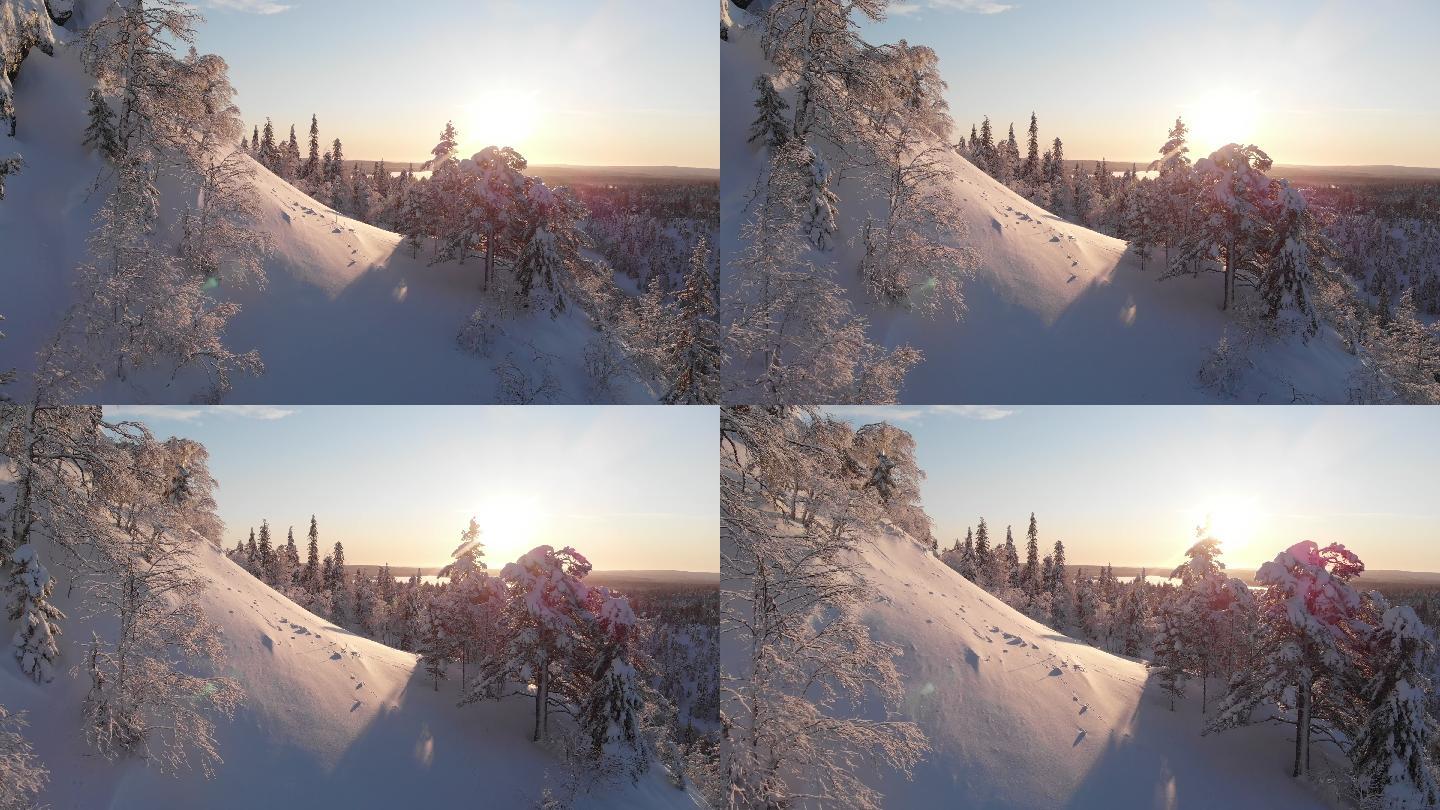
(1184, 91, 1262, 157)
(1190, 498, 1263, 566)
(462, 88, 544, 156)
(471, 494, 545, 566)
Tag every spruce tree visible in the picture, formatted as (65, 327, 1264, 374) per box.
(748, 74, 789, 151)
(303, 515, 321, 593)
(82, 88, 119, 160)
(1352, 605, 1439, 809)
(7, 544, 65, 683)
(662, 236, 720, 404)
(304, 113, 320, 179)
(1023, 112, 1040, 181)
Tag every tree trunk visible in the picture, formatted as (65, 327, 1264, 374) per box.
(1292, 675, 1310, 778)
(533, 664, 548, 742)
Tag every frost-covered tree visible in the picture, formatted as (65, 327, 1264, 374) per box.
(0, 704, 48, 810)
(0, 0, 59, 138)
(80, 433, 242, 776)
(6, 542, 64, 682)
(255, 520, 274, 585)
(1022, 112, 1040, 182)
(1351, 605, 1439, 809)
(660, 236, 720, 404)
(301, 515, 321, 594)
(721, 407, 928, 809)
(1157, 528, 1254, 713)
(1020, 513, 1042, 603)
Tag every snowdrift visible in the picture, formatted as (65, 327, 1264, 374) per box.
(0, 18, 652, 404)
(721, 16, 1361, 403)
(843, 523, 1340, 809)
(0, 535, 700, 809)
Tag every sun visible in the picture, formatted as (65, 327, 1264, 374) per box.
(461, 87, 543, 156)
(470, 494, 544, 566)
(1183, 91, 1261, 156)
(1191, 498, 1263, 565)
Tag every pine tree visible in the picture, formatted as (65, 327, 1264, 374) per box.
(661, 236, 720, 404)
(259, 117, 275, 169)
(1352, 605, 1439, 809)
(1048, 539, 1070, 628)
(1001, 525, 1020, 590)
(304, 113, 319, 179)
(256, 520, 274, 584)
(284, 124, 300, 179)
(1021, 513, 1042, 601)
(1022, 112, 1040, 182)
(302, 515, 321, 593)
(244, 527, 257, 572)
(82, 88, 119, 160)
(329, 138, 344, 181)
(7, 544, 65, 683)
(748, 74, 789, 151)
(973, 518, 991, 588)
(250, 124, 259, 156)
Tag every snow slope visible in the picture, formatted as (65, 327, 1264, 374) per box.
(841, 523, 1344, 809)
(0, 21, 652, 404)
(0, 534, 701, 809)
(721, 17, 1361, 403)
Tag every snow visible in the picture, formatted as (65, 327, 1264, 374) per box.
(721, 19, 1363, 403)
(761, 519, 1347, 808)
(0, 32, 654, 404)
(0, 531, 700, 808)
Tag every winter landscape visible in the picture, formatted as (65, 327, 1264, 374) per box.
(722, 405, 1440, 808)
(1, 0, 719, 404)
(1, 404, 720, 808)
(721, 0, 1440, 403)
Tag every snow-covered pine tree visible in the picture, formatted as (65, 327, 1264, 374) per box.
(972, 517, 993, 588)
(259, 117, 276, 170)
(255, 520, 274, 585)
(1002, 525, 1020, 589)
(1022, 111, 1040, 182)
(1206, 541, 1368, 778)
(6, 543, 64, 683)
(303, 114, 319, 180)
(1021, 512, 1043, 603)
(1048, 539, 1071, 628)
(1351, 604, 1439, 809)
(581, 589, 648, 779)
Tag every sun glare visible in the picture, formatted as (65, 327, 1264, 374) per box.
(473, 494, 545, 566)
(1184, 91, 1261, 157)
(1191, 498, 1263, 565)
(462, 88, 543, 156)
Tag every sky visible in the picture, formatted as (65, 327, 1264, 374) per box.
(105, 405, 718, 572)
(189, 0, 717, 167)
(826, 405, 1440, 573)
(862, 0, 1440, 167)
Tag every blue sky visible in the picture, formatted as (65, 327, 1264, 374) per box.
(827, 405, 1440, 572)
(189, 0, 717, 166)
(861, 0, 1440, 167)
(105, 406, 718, 572)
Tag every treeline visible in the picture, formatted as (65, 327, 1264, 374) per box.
(226, 519, 720, 799)
(1, 404, 244, 807)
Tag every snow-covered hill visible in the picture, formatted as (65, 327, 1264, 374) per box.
(0, 12, 652, 404)
(721, 14, 1361, 403)
(0, 535, 699, 808)
(836, 523, 1343, 808)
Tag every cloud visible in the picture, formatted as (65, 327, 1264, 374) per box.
(206, 0, 292, 14)
(889, 2, 924, 14)
(912, 0, 1017, 13)
(823, 405, 1016, 423)
(105, 405, 297, 423)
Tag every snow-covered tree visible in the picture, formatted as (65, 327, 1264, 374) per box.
(660, 236, 720, 404)
(301, 515, 321, 594)
(721, 407, 928, 809)
(1206, 541, 1369, 778)
(1020, 512, 1042, 603)
(6, 542, 64, 682)
(80, 433, 242, 776)
(1351, 604, 1439, 809)
(0, 704, 48, 810)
